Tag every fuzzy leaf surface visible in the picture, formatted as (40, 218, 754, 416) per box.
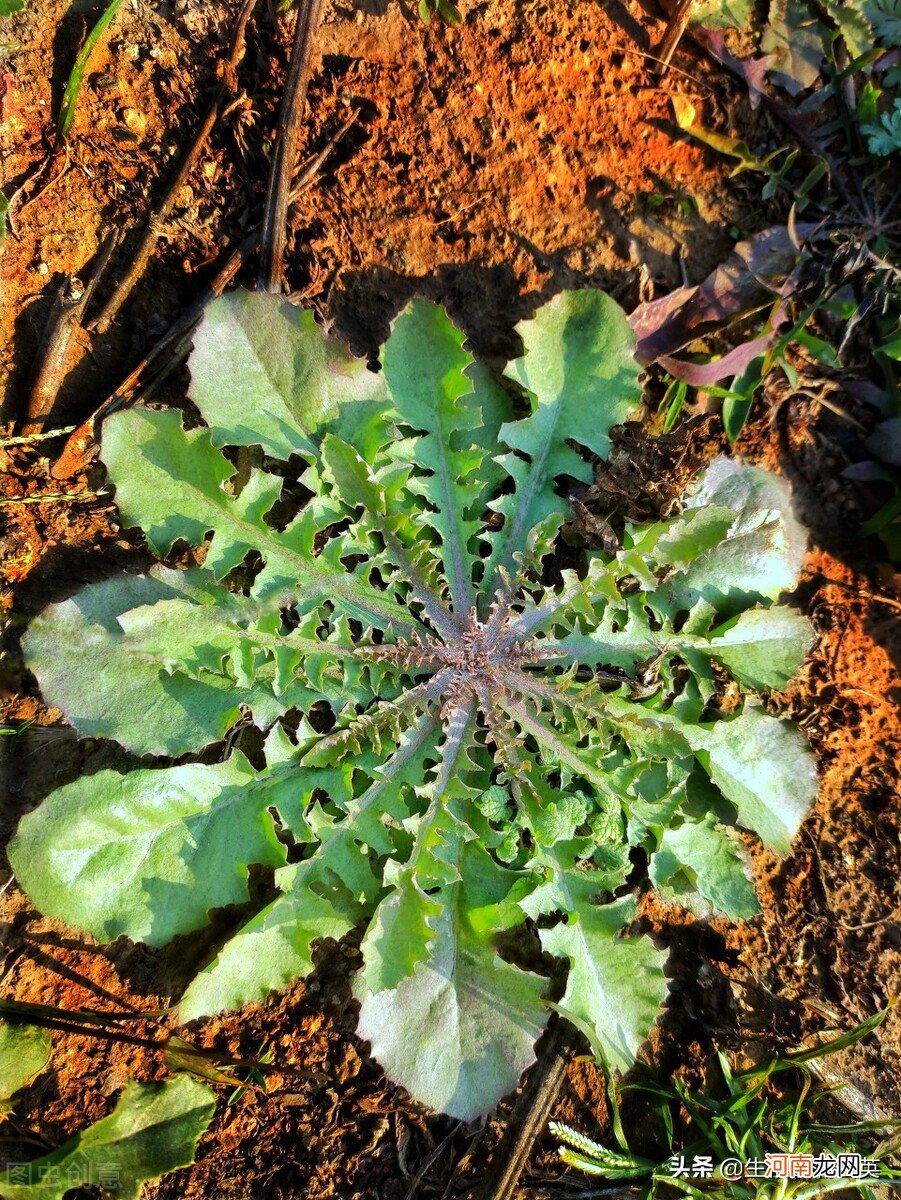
(650, 814, 759, 919)
(356, 842, 549, 1121)
(483, 290, 641, 600)
(540, 898, 670, 1073)
(188, 289, 389, 459)
(9, 753, 291, 945)
(0, 1024, 51, 1112)
(20, 569, 273, 756)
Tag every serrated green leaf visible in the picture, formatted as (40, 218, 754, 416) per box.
(102, 406, 420, 634)
(540, 897, 669, 1073)
(483, 291, 641, 602)
(179, 867, 360, 1020)
(678, 704, 817, 855)
(383, 299, 509, 613)
(650, 814, 759, 919)
(182, 712, 444, 1017)
(820, 0, 874, 57)
(704, 605, 815, 690)
(15, 289, 817, 1123)
(665, 458, 807, 613)
(358, 874, 444, 996)
(358, 720, 473, 994)
(187, 289, 390, 460)
(0, 1077, 215, 1200)
(356, 841, 548, 1120)
(9, 753, 290, 945)
(0, 1024, 51, 1111)
(20, 568, 260, 756)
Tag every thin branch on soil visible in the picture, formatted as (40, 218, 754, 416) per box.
(859, 590, 901, 614)
(258, 0, 325, 293)
(807, 572, 901, 616)
(89, 0, 259, 335)
(0, 1135, 53, 1151)
(19, 231, 118, 436)
(51, 113, 359, 480)
(0, 998, 159, 1026)
(0, 1002, 164, 1049)
(804, 830, 898, 937)
(5, 146, 71, 236)
(653, 0, 696, 73)
(50, 230, 256, 479)
(478, 1018, 578, 1200)
(611, 43, 711, 89)
(403, 1123, 464, 1200)
(289, 107, 358, 200)
(554, 1188, 639, 1199)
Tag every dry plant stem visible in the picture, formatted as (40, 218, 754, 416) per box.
(20, 231, 118, 436)
(51, 114, 357, 480)
(653, 0, 696, 72)
(51, 231, 256, 479)
(477, 1018, 577, 1200)
(90, 0, 259, 335)
(259, 0, 325, 293)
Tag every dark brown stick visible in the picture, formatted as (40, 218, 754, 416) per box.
(90, 0, 259, 335)
(20, 231, 118, 435)
(478, 1018, 577, 1200)
(51, 231, 256, 479)
(258, 0, 324, 293)
(289, 106, 357, 200)
(51, 112, 357, 479)
(653, 0, 696, 72)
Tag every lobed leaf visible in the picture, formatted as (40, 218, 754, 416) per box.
(666, 456, 807, 613)
(540, 897, 670, 1074)
(21, 568, 268, 757)
(482, 291, 641, 603)
(188, 289, 389, 460)
(382, 300, 510, 613)
(649, 814, 760, 919)
(179, 867, 361, 1021)
(356, 841, 549, 1120)
(9, 751, 292, 945)
(675, 704, 817, 856)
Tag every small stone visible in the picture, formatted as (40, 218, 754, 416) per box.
(120, 107, 147, 136)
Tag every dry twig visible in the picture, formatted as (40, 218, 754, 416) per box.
(259, 0, 325, 293)
(20, 231, 118, 435)
(653, 0, 696, 73)
(89, 0, 259, 335)
(51, 114, 358, 480)
(478, 1018, 577, 1200)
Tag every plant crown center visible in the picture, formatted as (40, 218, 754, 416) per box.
(357, 603, 557, 697)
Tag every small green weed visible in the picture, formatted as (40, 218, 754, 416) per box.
(552, 1010, 901, 1198)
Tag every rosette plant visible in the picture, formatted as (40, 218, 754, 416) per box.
(11, 290, 817, 1119)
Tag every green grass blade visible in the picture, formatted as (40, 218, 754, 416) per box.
(58, 0, 126, 142)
